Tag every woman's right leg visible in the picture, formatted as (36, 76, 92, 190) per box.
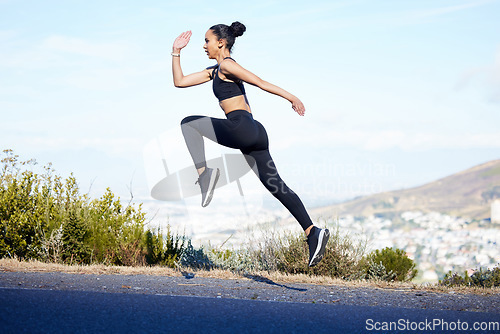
(180, 116, 216, 172)
(180, 115, 225, 206)
(180, 114, 250, 207)
(180, 114, 252, 171)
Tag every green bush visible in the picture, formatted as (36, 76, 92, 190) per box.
(145, 225, 186, 267)
(359, 247, 417, 282)
(207, 246, 257, 272)
(0, 149, 191, 267)
(470, 266, 500, 287)
(441, 265, 500, 288)
(440, 270, 471, 287)
(61, 208, 91, 264)
(1, 151, 47, 259)
(83, 187, 147, 265)
(206, 224, 368, 279)
(180, 239, 212, 270)
(274, 227, 365, 279)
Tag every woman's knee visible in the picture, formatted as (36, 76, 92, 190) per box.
(180, 115, 205, 126)
(181, 116, 194, 126)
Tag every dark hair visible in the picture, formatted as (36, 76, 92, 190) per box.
(210, 21, 246, 52)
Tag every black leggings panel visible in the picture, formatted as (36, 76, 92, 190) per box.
(180, 110, 313, 231)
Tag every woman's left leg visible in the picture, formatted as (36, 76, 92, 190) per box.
(244, 148, 329, 266)
(243, 148, 313, 232)
(241, 118, 329, 267)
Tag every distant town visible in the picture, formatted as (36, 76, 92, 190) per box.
(337, 210, 500, 282)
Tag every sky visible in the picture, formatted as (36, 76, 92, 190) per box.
(2, 0, 500, 213)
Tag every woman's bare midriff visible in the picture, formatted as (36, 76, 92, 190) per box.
(220, 95, 252, 114)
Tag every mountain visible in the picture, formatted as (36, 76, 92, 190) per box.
(311, 159, 500, 220)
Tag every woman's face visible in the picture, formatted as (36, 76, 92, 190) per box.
(203, 30, 222, 59)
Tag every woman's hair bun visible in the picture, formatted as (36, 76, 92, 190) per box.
(209, 21, 246, 52)
(230, 21, 246, 38)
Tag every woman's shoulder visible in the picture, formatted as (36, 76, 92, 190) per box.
(205, 64, 218, 79)
(219, 58, 240, 73)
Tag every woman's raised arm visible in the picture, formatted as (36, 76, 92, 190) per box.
(172, 31, 212, 88)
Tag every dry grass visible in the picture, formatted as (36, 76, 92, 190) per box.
(1, 258, 499, 296)
(0, 258, 176, 276)
(0, 258, 241, 280)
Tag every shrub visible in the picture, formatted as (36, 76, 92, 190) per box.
(180, 239, 212, 270)
(470, 266, 500, 288)
(362, 259, 397, 282)
(61, 208, 91, 264)
(84, 187, 147, 265)
(282, 225, 367, 279)
(207, 223, 368, 279)
(274, 227, 364, 279)
(0, 151, 47, 259)
(360, 247, 417, 282)
(208, 246, 257, 272)
(0, 149, 184, 267)
(145, 225, 186, 267)
(441, 265, 500, 288)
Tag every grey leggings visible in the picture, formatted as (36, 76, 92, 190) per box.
(180, 110, 313, 231)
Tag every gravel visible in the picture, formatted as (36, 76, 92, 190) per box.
(1, 271, 499, 314)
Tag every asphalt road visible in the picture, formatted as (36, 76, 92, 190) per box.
(1, 287, 499, 334)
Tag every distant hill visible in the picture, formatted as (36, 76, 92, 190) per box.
(311, 160, 500, 220)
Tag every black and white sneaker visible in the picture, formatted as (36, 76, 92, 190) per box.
(195, 167, 220, 207)
(307, 226, 330, 267)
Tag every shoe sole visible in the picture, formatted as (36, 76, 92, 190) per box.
(202, 168, 220, 207)
(309, 229, 330, 267)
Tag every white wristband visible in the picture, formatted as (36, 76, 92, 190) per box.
(171, 52, 180, 57)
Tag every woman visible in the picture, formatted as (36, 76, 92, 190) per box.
(172, 22, 329, 267)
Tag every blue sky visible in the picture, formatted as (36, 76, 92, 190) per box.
(1, 0, 499, 207)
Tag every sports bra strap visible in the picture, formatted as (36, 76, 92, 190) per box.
(209, 57, 237, 80)
(215, 57, 235, 73)
(219, 57, 235, 68)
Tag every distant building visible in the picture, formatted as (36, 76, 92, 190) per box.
(492, 199, 500, 223)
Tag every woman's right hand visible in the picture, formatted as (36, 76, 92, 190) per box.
(173, 31, 192, 52)
(291, 96, 306, 116)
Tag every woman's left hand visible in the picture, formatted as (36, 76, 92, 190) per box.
(173, 30, 192, 52)
(291, 97, 305, 116)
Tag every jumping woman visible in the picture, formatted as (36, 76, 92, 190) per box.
(172, 22, 329, 267)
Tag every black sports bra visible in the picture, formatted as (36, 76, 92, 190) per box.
(209, 57, 246, 102)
